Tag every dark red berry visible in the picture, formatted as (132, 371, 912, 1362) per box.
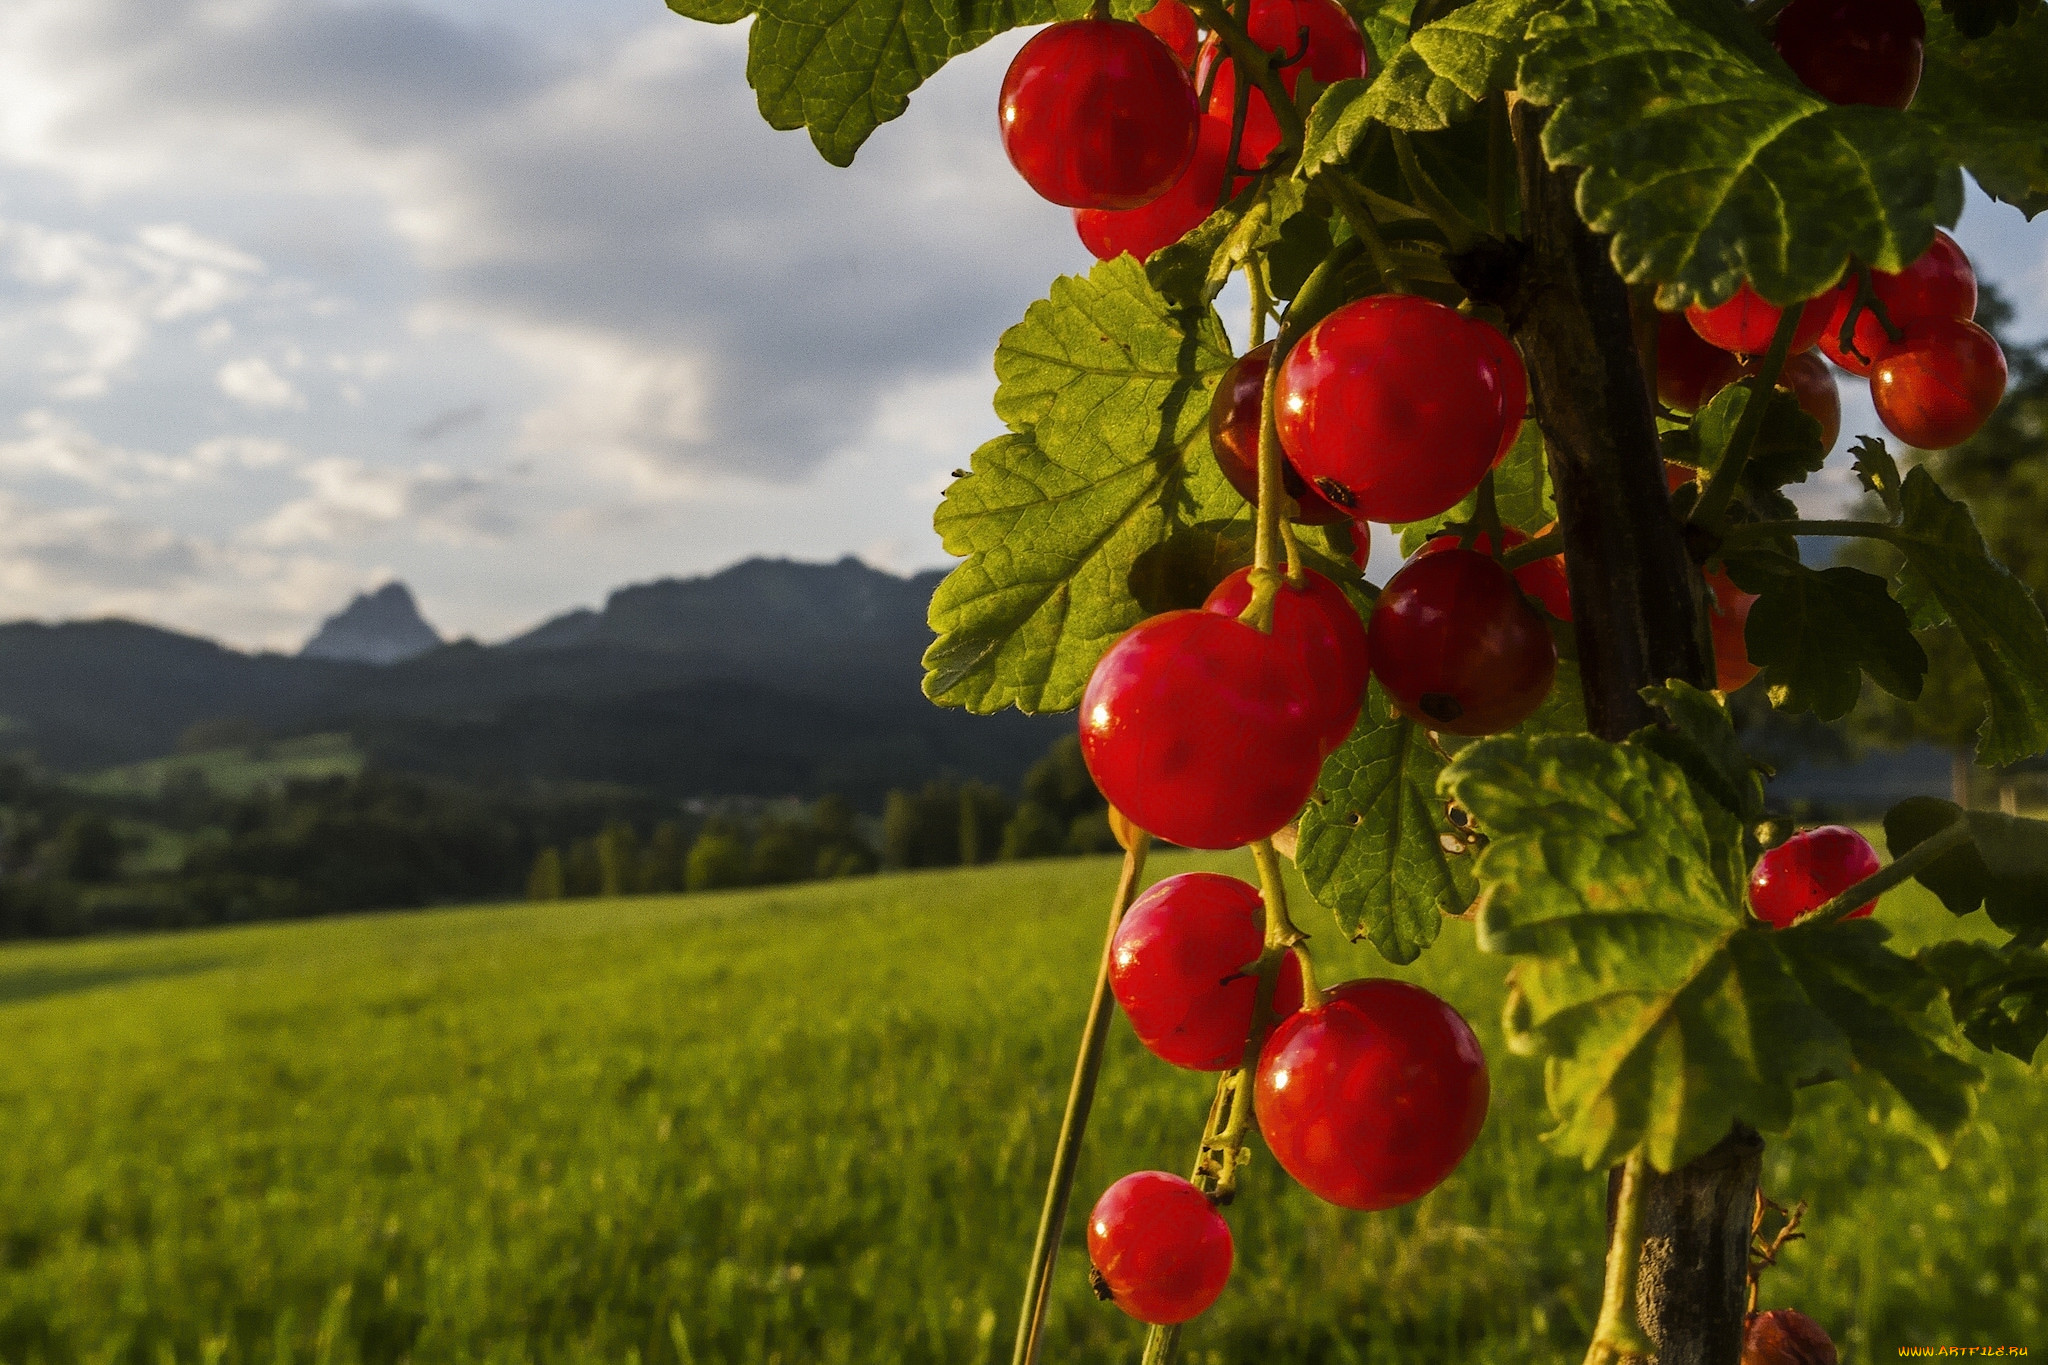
(1744, 350, 1842, 454)
(1206, 343, 1350, 523)
(1109, 872, 1305, 1070)
(1743, 1308, 1839, 1365)
(1087, 1171, 1233, 1324)
(1772, 0, 1924, 111)
(1204, 566, 1369, 748)
(1471, 321, 1528, 466)
(1276, 295, 1525, 524)
(1706, 567, 1760, 693)
(1416, 528, 1572, 623)
(1749, 825, 1882, 928)
(1871, 316, 2007, 449)
(1254, 978, 1490, 1210)
(1819, 231, 1976, 377)
(1686, 283, 1828, 357)
(1367, 547, 1557, 735)
(1658, 311, 1745, 414)
(999, 19, 1199, 210)
(1137, 0, 1199, 68)
(1080, 609, 1326, 849)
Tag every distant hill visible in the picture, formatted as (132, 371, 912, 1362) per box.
(300, 583, 442, 664)
(0, 558, 1061, 806)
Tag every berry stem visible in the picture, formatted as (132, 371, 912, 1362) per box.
(1009, 829, 1154, 1365)
(1716, 517, 1904, 551)
(1500, 526, 1565, 569)
(1583, 1152, 1657, 1365)
(1392, 131, 1482, 252)
(1690, 302, 1802, 534)
(1316, 169, 1407, 295)
(1187, 0, 1306, 157)
(1835, 264, 1906, 366)
(1216, 62, 1256, 213)
(1248, 258, 1272, 350)
(1787, 818, 1970, 930)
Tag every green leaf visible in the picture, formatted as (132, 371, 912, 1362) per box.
(1520, 0, 1961, 309)
(1916, 4, 2048, 216)
(1884, 797, 2048, 948)
(1395, 418, 1552, 554)
(1634, 680, 1766, 824)
(1918, 938, 2048, 1063)
(1663, 376, 1826, 505)
(922, 260, 1240, 713)
(1719, 547, 1926, 720)
(669, 0, 753, 22)
(1147, 180, 1309, 309)
(1890, 467, 2048, 764)
(1293, 681, 1475, 966)
(1936, 0, 2041, 40)
(1850, 433, 1905, 519)
(1345, 0, 1549, 137)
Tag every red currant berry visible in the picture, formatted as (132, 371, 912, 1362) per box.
(1658, 311, 1745, 414)
(1110, 872, 1305, 1070)
(1207, 343, 1349, 523)
(1743, 1309, 1839, 1365)
(1818, 231, 1976, 377)
(1204, 566, 1369, 748)
(1367, 547, 1557, 735)
(1772, 0, 1924, 111)
(1080, 609, 1327, 849)
(1192, 47, 1281, 170)
(1346, 520, 1372, 569)
(1744, 350, 1842, 454)
(1087, 1172, 1233, 1324)
(1705, 567, 1760, 693)
(1138, 0, 1200, 68)
(1471, 321, 1528, 465)
(1276, 295, 1525, 524)
(1749, 825, 1882, 928)
(1416, 528, 1572, 623)
(1000, 19, 1200, 210)
(1871, 316, 2008, 449)
(1194, 0, 1367, 169)
(1686, 283, 1828, 357)
(1254, 978, 1490, 1211)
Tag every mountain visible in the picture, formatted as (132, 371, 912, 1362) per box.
(0, 558, 1060, 806)
(300, 583, 443, 664)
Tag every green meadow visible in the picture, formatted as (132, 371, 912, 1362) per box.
(0, 853, 2038, 1364)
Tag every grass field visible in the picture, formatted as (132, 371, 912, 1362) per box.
(0, 853, 2039, 1364)
(78, 734, 364, 801)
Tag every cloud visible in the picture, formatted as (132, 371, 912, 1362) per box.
(217, 355, 305, 410)
(247, 456, 515, 547)
(0, 409, 284, 492)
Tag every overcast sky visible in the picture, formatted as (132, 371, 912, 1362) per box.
(2, 0, 2045, 651)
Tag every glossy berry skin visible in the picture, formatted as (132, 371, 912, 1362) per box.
(1276, 295, 1525, 524)
(1658, 311, 1745, 413)
(1080, 609, 1326, 849)
(1367, 548, 1556, 735)
(1818, 231, 1976, 376)
(1000, 20, 1199, 210)
(1193, 0, 1367, 171)
(1417, 528, 1572, 623)
(1206, 343, 1348, 523)
(1706, 567, 1760, 693)
(1772, 0, 1924, 111)
(1687, 283, 1828, 356)
(1749, 825, 1882, 928)
(1743, 1309, 1839, 1365)
(1110, 872, 1305, 1070)
(1746, 350, 1842, 454)
(1346, 521, 1373, 569)
(1075, 109, 1233, 264)
(1472, 322, 1528, 465)
(1204, 566, 1369, 748)
(1138, 0, 1199, 68)
(1254, 978, 1490, 1211)
(1871, 316, 2008, 450)
(1087, 1172, 1233, 1324)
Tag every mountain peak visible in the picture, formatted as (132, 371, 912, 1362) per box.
(300, 582, 443, 665)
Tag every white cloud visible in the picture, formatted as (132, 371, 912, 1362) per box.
(216, 355, 305, 409)
(247, 455, 513, 547)
(0, 409, 285, 492)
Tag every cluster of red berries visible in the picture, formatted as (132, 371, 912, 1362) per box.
(1085, 872, 1489, 1323)
(997, 0, 1369, 264)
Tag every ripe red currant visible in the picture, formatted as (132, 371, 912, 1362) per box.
(1075, 111, 1233, 264)
(1818, 231, 1976, 377)
(1871, 316, 2008, 449)
(1706, 567, 1760, 693)
(1087, 1171, 1233, 1324)
(1772, 0, 1924, 111)
(1686, 283, 1828, 357)
(1471, 321, 1528, 465)
(1193, 0, 1368, 171)
(1204, 566, 1370, 748)
(1749, 825, 1882, 928)
(1744, 350, 1842, 454)
(1276, 295, 1526, 523)
(1367, 547, 1557, 735)
(1416, 528, 1572, 623)
(999, 19, 1199, 210)
(1254, 978, 1490, 1210)
(1137, 0, 1199, 68)
(1743, 1308, 1839, 1365)
(1206, 343, 1349, 523)
(1346, 520, 1372, 569)
(1080, 609, 1327, 849)
(1110, 872, 1305, 1070)
(1658, 311, 1745, 414)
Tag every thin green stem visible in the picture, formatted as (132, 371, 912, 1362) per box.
(1717, 518, 1902, 551)
(1689, 303, 1801, 533)
(1789, 819, 1971, 930)
(1248, 259, 1272, 351)
(1392, 131, 1481, 252)
(1316, 170, 1406, 294)
(1187, 0, 1306, 160)
(1139, 1324, 1182, 1365)
(1501, 527, 1565, 569)
(1583, 1153, 1656, 1365)
(1010, 833, 1153, 1365)
(1833, 264, 1905, 369)
(1217, 65, 1255, 212)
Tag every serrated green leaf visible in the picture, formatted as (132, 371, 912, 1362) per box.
(1395, 419, 1552, 554)
(1634, 680, 1766, 824)
(923, 261, 1240, 713)
(1917, 4, 2048, 216)
(1521, 0, 1959, 309)
(1346, 0, 1550, 137)
(1720, 547, 1926, 720)
(1293, 681, 1475, 965)
(669, 0, 753, 22)
(1884, 797, 2048, 948)
(1890, 467, 2048, 764)
(1147, 181, 1312, 309)
(1662, 372, 1825, 506)
(1851, 433, 1905, 519)
(1918, 938, 2048, 1063)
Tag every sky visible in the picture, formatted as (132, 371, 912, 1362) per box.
(1, 0, 2045, 652)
